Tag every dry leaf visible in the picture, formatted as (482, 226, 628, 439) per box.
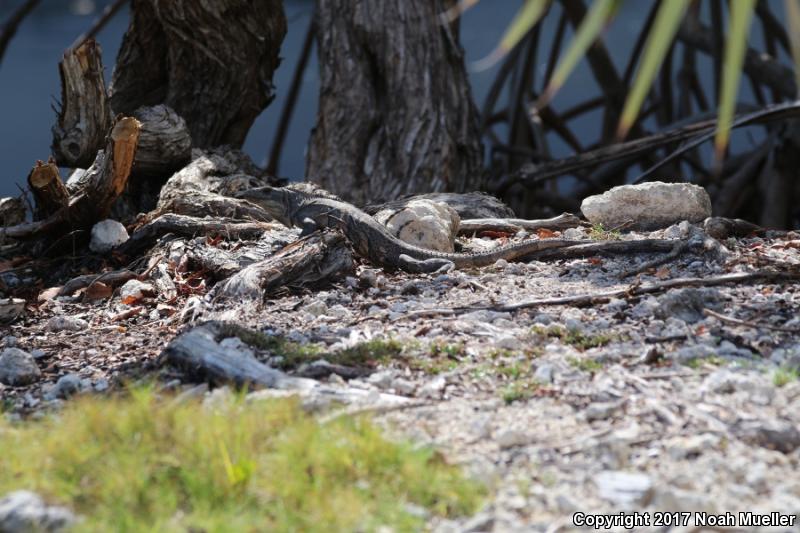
(587, 257, 603, 266)
(38, 287, 62, 302)
(536, 228, 557, 239)
(84, 282, 113, 301)
(654, 267, 671, 279)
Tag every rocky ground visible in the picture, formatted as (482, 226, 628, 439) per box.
(2, 218, 800, 532)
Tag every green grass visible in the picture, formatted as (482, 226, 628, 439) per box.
(773, 367, 800, 387)
(683, 355, 726, 370)
(532, 325, 616, 351)
(501, 382, 537, 404)
(0, 388, 484, 532)
(567, 356, 604, 373)
(219, 324, 405, 370)
(588, 223, 622, 241)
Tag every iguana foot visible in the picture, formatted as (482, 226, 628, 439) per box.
(397, 254, 454, 273)
(299, 217, 319, 237)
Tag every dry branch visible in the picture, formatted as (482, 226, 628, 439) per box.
(52, 39, 112, 167)
(162, 322, 310, 389)
(27, 159, 69, 220)
(119, 214, 276, 257)
(58, 270, 138, 297)
(1, 116, 141, 241)
(0, 0, 40, 66)
(213, 230, 354, 302)
(459, 213, 583, 235)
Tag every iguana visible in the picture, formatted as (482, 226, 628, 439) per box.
(236, 184, 580, 273)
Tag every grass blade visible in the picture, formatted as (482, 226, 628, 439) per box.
(473, 0, 550, 71)
(617, 0, 691, 139)
(538, 0, 624, 108)
(783, 0, 800, 95)
(714, 0, 757, 161)
(441, 0, 481, 23)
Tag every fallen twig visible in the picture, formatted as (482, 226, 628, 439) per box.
(59, 270, 138, 297)
(398, 270, 799, 318)
(621, 240, 694, 278)
(458, 213, 583, 235)
(703, 308, 800, 333)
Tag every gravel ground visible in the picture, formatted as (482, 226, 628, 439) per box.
(3, 221, 800, 532)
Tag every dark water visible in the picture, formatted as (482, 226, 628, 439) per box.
(0, 0, 659, 197)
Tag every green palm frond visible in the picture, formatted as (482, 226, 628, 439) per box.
(538, 0, 623, 108)
(617, 0, 691, 139)
(474, 0, 551, 71)
(785, 0, 800, 94)
(714, 0, 757, 160)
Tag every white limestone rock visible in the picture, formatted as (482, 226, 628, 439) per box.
(581, 182, 711, 230)
(0, 348, 41, 386)
(374, 199, 460, 252)
(0, 491, 77, 533)
(89, 219, 129, 253)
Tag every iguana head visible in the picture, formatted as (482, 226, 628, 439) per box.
(235, 185, 296, 226)
(235, 183, 342, 226)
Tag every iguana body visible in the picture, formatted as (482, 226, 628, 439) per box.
(237, 185, 578, 273)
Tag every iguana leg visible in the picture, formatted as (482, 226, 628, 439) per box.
(397, 254, 454, 274)
(299, 217, 319, 237)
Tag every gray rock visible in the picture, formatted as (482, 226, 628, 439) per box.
(496, 429, 530, 449)
(89, 219, 129, 253)
(593, 471, 653, 506)
(733, 419, 800, 453)
(0, 298, 25, 323)
(391, 378, 416, 396)
(0, 348, 41, 386)
(461, 511, 495, 532)
(664, 434, 720, 460)
(46, 316, 89, 333)
(533, 363, 555, 384)
(53, 374, 83, 399)
(0, 491, 77, 532)
(562, 227, 585, 240)
(366, 370, 395, 389)
(655, 288, 721, 323)
(420, 376, 446, 398)
(584, 401, 622, 422)
(93, 378, 110, 392)
(581, 181, 711, 230)
(301, 300, 328, 317)
(119, 280, 155, 303)
(672, 343, 717, 364)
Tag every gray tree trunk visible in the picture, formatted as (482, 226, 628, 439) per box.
(307, 0, 484, 205)
(109, 0, 287, 149)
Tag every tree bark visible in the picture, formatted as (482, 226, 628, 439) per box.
(307, 0, 484, 204)
(27, 159, 69, 220)
(52, 39, 112, 167)
(109, 0, 287, 149)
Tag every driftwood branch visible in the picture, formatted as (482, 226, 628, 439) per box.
(398, 270, 800, 320)
(459, 213, 583, 235)
(2, 116, 141, 241)
(52, 39, 112, 167)
(119, 214, 277, 257)
(27, 159, 69, 220)
(479, 270, 800, 313)
(58, 270, 138, 297)
(213, 230, 354, 302)
(162, 321, 311, 389)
